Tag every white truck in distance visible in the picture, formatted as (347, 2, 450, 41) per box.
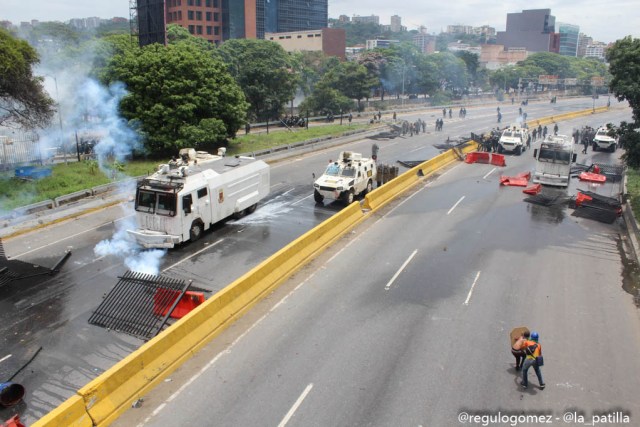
(127, 148, 270, 249)
(498, 125, 529, 155)
(313, 151, 377, 204)
(592, 126, 618, 152)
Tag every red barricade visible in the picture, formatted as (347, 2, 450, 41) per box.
(1, 415, 25, 427)
(575, 192, 593, 207)
(154, 289, 205, 319)
(500, 171, 530, 187)
(579, 172, 606, 183)
(476, 152, 490, 164)
(523, 184, 542, 195)
(465, 152, 491, 164)
(490, 154, 506, 167)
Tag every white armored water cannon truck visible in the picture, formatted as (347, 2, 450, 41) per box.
(127, 148, 270, 248)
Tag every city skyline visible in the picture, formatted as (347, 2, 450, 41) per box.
(1, 0, 637, 44)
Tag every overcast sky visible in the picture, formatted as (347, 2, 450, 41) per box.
(1, 0, 637, 44)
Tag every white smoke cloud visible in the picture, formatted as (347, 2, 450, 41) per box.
(94, 214, 166, 275)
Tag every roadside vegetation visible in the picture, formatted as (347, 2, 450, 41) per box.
(0, 123, 371, 211)
(626, 169, 640, 217)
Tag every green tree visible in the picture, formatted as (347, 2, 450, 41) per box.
(102, 42, 248, 156)
(0, 28, 55, 128)
(217, 39, 298, 121)
(290, 51, 336, 96)
(430, 52, 469, 97)
(298, 80, 353, 116)
(324, 61, 377, 111)
(608, 36, 640, 123)
(607, 36, 640, 167)
(358, 50, 387, 99)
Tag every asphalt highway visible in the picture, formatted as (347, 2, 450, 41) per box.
(0, 96, 635, 424)
(116, 100, 640, 427)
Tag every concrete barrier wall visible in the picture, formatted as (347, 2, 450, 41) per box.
(32, 395, 92, 427)
(528, 106, 609, 128)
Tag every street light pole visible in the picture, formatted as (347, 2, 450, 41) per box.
(401, 64, 406, 108)
(49, 75, 67, 164)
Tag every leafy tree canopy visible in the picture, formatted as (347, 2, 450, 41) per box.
(102, 41, 248, 156)
(216, 39, 298, 121)
(606, 37, 640, 168)
(0, 28, 55, 128)
(607, 36, 640, 123)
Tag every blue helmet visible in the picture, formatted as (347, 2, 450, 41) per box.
(531, 331, 539, 341)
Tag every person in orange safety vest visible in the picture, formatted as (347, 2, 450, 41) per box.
(513, 331, 545, 389)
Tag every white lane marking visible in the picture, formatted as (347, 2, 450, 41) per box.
(291, 194, 313, 206)
(139, 300, 274, 426)
(161, 239, 224, 273)
(409, 146, 424, 153)
(384, 249, 418, 291)
(327, 234, 360, 263)
(483, 168, 496, 180)
(0, 354, 12, 363)
(463, 271, 481, 305)
(10, 213, 135, 259)
(282, 188, 295, 197)
(278, 383, 314, 427)
(447, 196, 465, 215)
(371, 161, 460, 227)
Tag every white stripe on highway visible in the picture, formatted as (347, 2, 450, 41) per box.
(10, 212, 135, 259)
(161, 239, 224, 273)
(139, 297, 275, 426)
(447, 196, 465, 215)
(483, 168, 496, 179)
(463, 271, 481, 305)
(291, 194, 313, 206)
(384, 249, 418, 291)
(0, 354, 12, 364)
(278, 383, 314, 427)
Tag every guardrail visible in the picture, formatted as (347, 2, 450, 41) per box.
(31, 106, 608, 426)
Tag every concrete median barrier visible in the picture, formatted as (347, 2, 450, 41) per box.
(31, 394, 92, 427)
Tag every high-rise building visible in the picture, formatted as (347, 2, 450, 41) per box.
(496, 9, 558, 53)
(139, 0, 327, 46)
(585, 43, 606, 60)
(413, 32, 436, 54)
(447, 25, 473, 35)
(224, 0, 328, 40)
(558, 22, 579, 56)
(265, 28, 346, 59)
(390, 15, 402, 33)
(352, 15, 380, 25)
(577, 33, 593, 57)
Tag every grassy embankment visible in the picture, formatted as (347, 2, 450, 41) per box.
(626, 168, 640, 218)
(0, 123, 369, 211)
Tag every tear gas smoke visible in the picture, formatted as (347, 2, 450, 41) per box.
(94, 213, 166, 275)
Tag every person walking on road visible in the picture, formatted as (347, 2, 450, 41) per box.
(513, 331, 545, 389)
(553, 123, 559, 135)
